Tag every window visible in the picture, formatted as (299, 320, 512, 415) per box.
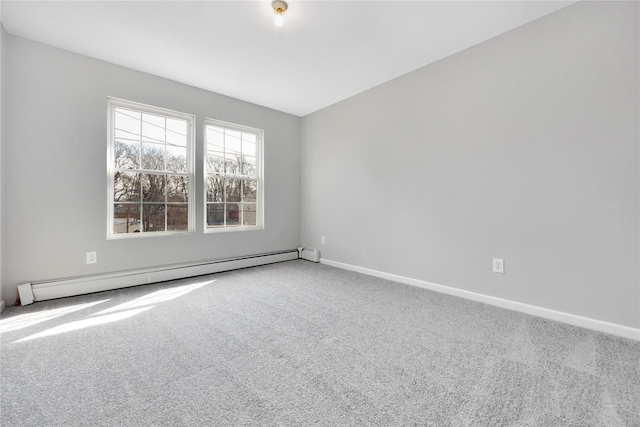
(205, 120, 263, 231)
(108, 98, 195, 237)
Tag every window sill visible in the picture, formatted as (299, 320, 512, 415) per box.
(107, 230, 195, 240)
(204, 225, 264, 234)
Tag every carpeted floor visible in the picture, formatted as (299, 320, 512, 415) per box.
(1, 260, 638, 426)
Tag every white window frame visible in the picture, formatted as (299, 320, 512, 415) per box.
(107, 97, 196, 239)
(204, 119, 264, 233)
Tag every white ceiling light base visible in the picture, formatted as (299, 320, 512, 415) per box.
(272, 0, 288, 27)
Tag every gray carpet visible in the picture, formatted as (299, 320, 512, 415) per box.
(1, 260, 638, 426)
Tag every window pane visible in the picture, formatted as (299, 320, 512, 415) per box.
(166, 145, 187, 172)
(242, 203, 257, 226)
(114, 172, 140, 202)
(206, 203, 225, 226)
(242, 156, 256, 177)
(142, 113, 165, 143)
(166, 118, 187, 147)
(226, 204, 240, 226)
(115, 108, 141, 139)
(206, 153, 224, 174)
(142, 174, 165, 202)
(206, 126, 224, 152)
(242, 132, 256, 143)
(113, 204, 141, 234)
(115, 129, 139, 141)
(225, 130, 241, 154)
(167, 205, 188, 231)
(242, 134, 256, 157)
(115, 140, 140, 169)
(225, 179, 241, 203)
(167, 175, 188, 203)
(242, 179, 257, 202)
(143, 204, 165, 232)
(142, 143, 165, 171)
(207, 177, 224, 202)
(225, 153, 241, 175)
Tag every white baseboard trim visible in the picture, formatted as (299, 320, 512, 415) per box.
(20, 250, 298, 305)
(321, 258, 640, 342)
(0, 300, 5, 313)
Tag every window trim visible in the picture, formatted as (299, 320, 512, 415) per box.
(107, 97, 196, 239)
(203, 118, 264, 233)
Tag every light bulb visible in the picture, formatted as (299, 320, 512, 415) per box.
(275, 13, 284, 27)
(271, 1, 288, 28)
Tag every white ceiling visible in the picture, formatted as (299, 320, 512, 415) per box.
(1, 0, 576, 117)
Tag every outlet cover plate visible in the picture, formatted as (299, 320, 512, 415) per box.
(87, 251, 97, 264)
(493, 258, 504, 274)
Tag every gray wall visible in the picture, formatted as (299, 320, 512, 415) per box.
(2, 35, 301, 305)
(301, 1, 639, 328)
(0, 23, 4, 308)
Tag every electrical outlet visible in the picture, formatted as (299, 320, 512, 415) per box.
(493, 258, 504, 274)
(86, 251, 97, 264)
(321, 236, 326, 245)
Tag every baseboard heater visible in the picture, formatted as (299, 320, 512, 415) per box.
(18, 250, 298, 306)
(299, 248, 320, 263)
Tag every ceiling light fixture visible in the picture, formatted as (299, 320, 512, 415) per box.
(272, 0, 288, 27)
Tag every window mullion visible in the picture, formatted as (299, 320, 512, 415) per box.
(114, 168, 189, 177)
